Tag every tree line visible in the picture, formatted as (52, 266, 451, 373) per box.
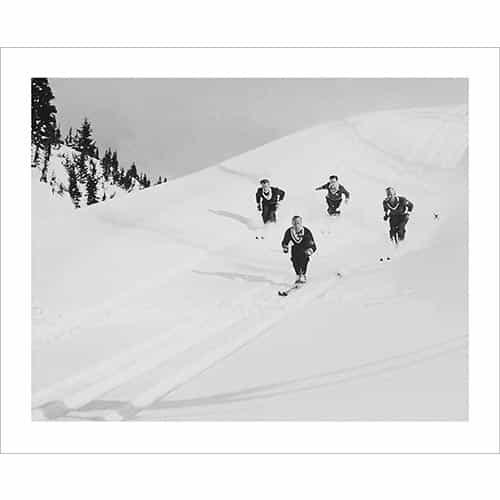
(31, 78, 167, 208)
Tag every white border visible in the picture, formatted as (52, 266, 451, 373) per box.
(1, 48, 498, 453)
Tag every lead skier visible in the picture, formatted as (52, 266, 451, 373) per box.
(281, 216, 317, 284)
(383, 187, 414, 244)
(255, 179, 286, 224)
(315, 174, 350, 215)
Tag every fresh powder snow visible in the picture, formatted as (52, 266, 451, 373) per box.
(32, 105, 468, 421)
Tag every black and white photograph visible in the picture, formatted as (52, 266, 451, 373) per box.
(31, 77, 469, 421)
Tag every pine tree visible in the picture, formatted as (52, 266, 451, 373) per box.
(55, 126, 62, 146)
(157, 176, 163, 185)
(100, 149, 112, 181)
(50, 170, 57, 194)
(86, 160, 99, 205)
(127, 162, 138, 180)
(74, 117, 97, 158)
(64, 157, 81, 208)
(65, 127, 74, 146)
(75, 152, 88, 183)
(40, 148, 51, 183)
(118, 167, 125, 187)
(32, 147, 41, 170)
(31, 78, 58, 163)
(111, 151, 120, 184)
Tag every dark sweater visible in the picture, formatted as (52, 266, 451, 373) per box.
(316, 182, 350, 201)
(383, 196, 414, 217)
(281, 226, 317, 257)
(256, 186, 286, 207)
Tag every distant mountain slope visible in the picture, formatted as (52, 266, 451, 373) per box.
(32, 144, 151, 210)
(32, 105, 468, 422)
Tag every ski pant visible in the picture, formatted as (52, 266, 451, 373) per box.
(325, 196, 342, 215)
(291, 250, 310, 275)
(389, 214, 409, 242)
(261, 203, 278, 224)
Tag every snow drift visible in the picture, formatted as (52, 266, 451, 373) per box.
(32, 105, 468, 421)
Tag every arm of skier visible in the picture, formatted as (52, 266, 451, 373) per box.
(281, 229, 291, 253)
(383, 200, 389, 220)
(341, 185, 350, 202)
(255, 188, 262, 211)
(305, 229, 317, 256)
(315, 182, 329, 191)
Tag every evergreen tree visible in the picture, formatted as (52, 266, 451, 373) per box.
(31, 78, 58, 161)
(74, 117, 97, 158)
(100, 149, 113, 181)
(65, 127, 74, 146)
(86, 160, 99, 205)
(40, 163, 48, 183)
(32, 147, 41, 170)
(39, 147, 52, 183)
(157, 176, 163, 185)
(64, 157, 81, 208)
(55, 126, 62, 146)
(127, 162, 138, 180)
(111, 151, 120, 184)
(75, 152, 88, 183)
(50, 170, 57, 194)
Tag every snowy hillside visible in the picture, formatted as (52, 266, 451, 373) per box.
(32, 144, 149, 209)
(32, 105, 468, 421)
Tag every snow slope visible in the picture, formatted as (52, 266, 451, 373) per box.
(32, 144, 146, 209)
(32, 105, 468, 421)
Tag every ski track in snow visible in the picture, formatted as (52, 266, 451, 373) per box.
(32, 105, 468, 421)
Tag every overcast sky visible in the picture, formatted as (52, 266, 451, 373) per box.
(50, 78, 467, 180)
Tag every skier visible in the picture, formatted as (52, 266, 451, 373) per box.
(315, 175, 350, 215)
(383, 187, 414, 244)
(255, 179, 285, 224)
(281, 216, 317, 283)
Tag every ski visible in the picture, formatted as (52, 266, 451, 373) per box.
(278, 283, 303, 296)
(378, 256, 392, 262)
(278, 272, 341, 296)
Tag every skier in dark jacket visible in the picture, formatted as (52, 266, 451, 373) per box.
(281, 216, 317, 283)
(315, 175, 350, 215)
(256, 179, 285, 224)
(383, 187, 414, 244)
